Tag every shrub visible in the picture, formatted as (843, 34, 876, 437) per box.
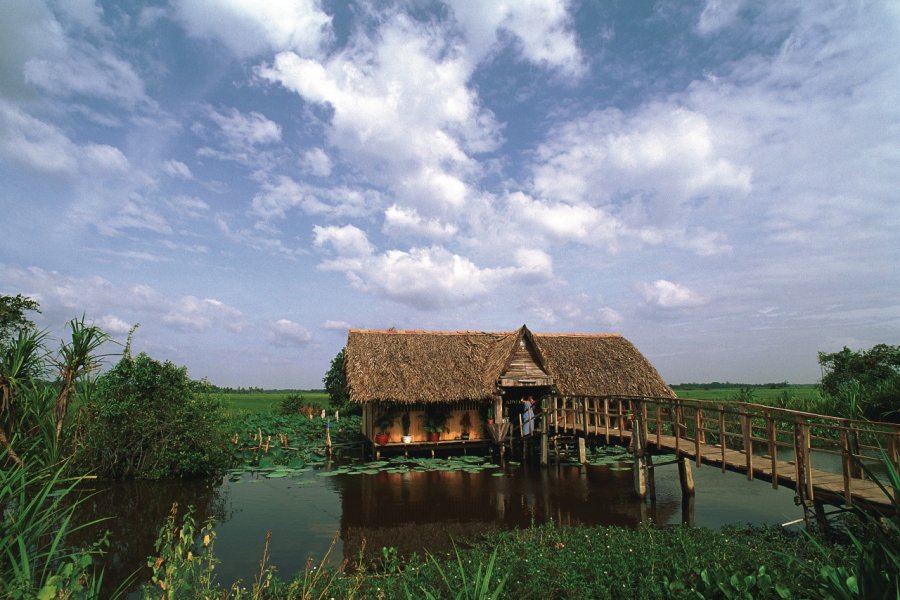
(77, 353, 232, 479)
(275, 393, 317, 417)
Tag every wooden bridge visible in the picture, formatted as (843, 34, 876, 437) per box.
(498, 395, 898, 516)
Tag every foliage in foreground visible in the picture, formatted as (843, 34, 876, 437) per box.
(77, 352, 233, 479)
(0, 451, 107, 599)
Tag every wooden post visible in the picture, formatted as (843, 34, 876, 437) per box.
(646, 452, 656, 500)
(582, 400, 589, 436)
(604, 398, 610, 444)
(847, 425, 862, 479)
(698, 408, 706, 444)
(767, 411, 778, 490)
(673, 401, 681, 455)
(553, 396, 559, 435)
(655, 404, 661, 447)
(840, 427, 852, 505)
(678, 456, 695, 497)
(632, 403, 646, 498)
(325, 421, 332, 456)
(804, 424, 814, 501)
(719, 407, 726, 473)
(694, 406, 702, 467)
(541, 430, 549, 466)
(578, 437, 587, 464)
(494, 395, 504, 427)
(618, 399, 625, 439)
(742, 411, 753, 481)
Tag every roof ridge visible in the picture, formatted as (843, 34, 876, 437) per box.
(347, 329, 621, 337)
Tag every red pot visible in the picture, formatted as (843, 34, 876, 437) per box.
(427, 432, 440, 442)
(375, 433, 390, 445)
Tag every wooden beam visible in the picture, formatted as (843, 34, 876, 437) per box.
(694, 407, 702, 467)
(719, 407, 726, 473)
(767, 411, 778, 490)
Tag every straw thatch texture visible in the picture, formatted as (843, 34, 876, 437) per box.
(345, 327, 674, 403)
(345, 330, 518, 404)
(533, 334, 675, 398)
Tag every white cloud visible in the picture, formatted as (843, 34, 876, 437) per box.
(95, 314, 131, 335)
(163, 297, 244, 332)
(638, 280, 706, 309)
(448, 0, 584, 76)
(252, 177, 378, 221)
(162, 159, 193, 179)
(0, 100, 134, 177)
(52, 0, 106, 33)
(258, 14, 500, 214)
(0, 266, 244, 335)
(696, 0, 745, 35)
(268, 319, 312, 346)
(208, 107, 281, 147)
(300, 147, 332, 177)
(0, 100, 78, 174)
(313, 226, 553, 309)
(175, 0, 332, 58)
(383, 205, 458, 239)
(321, 319, 351, 331)
(534, 106, 752, 208)
(312, 224, 373, 257)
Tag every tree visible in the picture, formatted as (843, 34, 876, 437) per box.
(818, 344, 900, 421)
(323, 347, 350, 411)
(0, 294, 40, 345)
(78, 352, 231, 478)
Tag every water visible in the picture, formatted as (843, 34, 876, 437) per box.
(73, 452, 804, 593)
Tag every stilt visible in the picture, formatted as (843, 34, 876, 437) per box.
(632, 400, 647, 499)
(646, 452, 657, 500)
(814, 501, 830, 538)
(375, 448, 381, 460)
(325, 422, 332, 456)
(578, 437, 587, 464)
(678, 456, 695, 497)
(681, 494, 695, 526)
(540, 431, 549, 466)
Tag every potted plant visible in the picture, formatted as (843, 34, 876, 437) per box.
(401, 412, 412, 444)
(459, 411, 472, 440)
(374, 408, 396, 445)
(422, 405, 451, 442)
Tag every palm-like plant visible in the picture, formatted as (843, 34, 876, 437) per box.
(52, 317, 109, 445)
(0, 329, 47, 466)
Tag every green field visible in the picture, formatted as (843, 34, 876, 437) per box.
(217, 390, 330, 414)
(671, 384, 821, 404)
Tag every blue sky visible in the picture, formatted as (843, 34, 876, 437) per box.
(1, 0, 898, 388)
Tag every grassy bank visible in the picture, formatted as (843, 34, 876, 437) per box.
(218, 390, 330, 415)
(147, 516, 862, 599)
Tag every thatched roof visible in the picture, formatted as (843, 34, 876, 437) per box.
(345, 326, 674, 404)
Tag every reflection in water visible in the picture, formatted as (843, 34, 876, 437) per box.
(72, 456, 803, 592)
(69, 478, 226, 595)
(336, 464, 680, 564)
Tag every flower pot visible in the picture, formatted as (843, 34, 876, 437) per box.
(401, 435, 412, 444)
(375, 433, 390, 445)
(427, 432, 440, 442)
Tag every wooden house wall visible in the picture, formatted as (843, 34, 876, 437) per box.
(365, 402, 486, 443)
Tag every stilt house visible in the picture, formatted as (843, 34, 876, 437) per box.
(344, 325, 674, 446)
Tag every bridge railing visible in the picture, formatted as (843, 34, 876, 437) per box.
(539, 395, 900, 506)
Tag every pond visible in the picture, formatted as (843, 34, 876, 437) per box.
(73, 448, 804, 594)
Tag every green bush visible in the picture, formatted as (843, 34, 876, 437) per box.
(77, 353, 232, 479)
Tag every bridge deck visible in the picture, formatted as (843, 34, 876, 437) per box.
(524, 395, 898, 512)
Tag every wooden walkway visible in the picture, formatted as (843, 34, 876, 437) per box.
(520, 395, 898, 512)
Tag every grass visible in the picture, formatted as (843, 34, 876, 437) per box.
(673, 384, 821, 404)
(217, 390, 330, 415)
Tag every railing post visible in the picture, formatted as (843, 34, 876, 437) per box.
(719, 406, 726, 473)
(694, 405, 702, 467)
(655, 404, 662, 447)
(840, 425, 852, 505)
(766, 410, 778, 490)
(618, 398, 625, 439)
(672, 400, 681, 455)
(742, 410, 753, 481)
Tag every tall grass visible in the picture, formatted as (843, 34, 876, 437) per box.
(0, 449, 108, 598)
